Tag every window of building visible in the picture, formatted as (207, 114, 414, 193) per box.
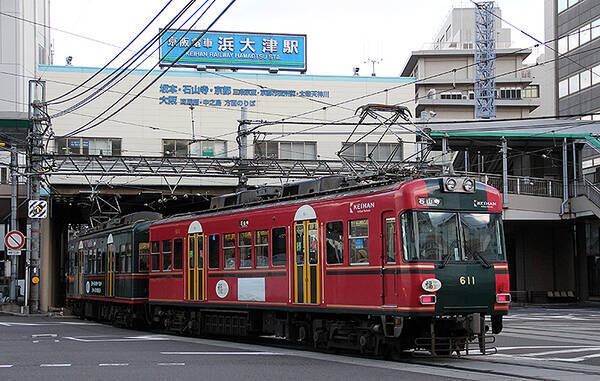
(340, 142, 403, 162)
(558, 36, 568, 54)
(522, 85, 539, 98)
(498, 88, 522, 100)
(173, 238, 183, 270)
(254, 141, 317, 160)
(163, 139, 189, 157)
(208, 234, 220, 269)
(349, 219, 369, 265)
(593, 65, 600, 86)
(580, 25, 591, 45)
(581, 70, 592, 90)
(558, 0, 568, 12)
(223, 233, 236, 269)
(325, 221, 344, 265)
(0, 167, 7, 184)
(440, 92, 462, 100)
(255, 230, 269, 268)
(189, 140, 227, 158)
(593, 18, 600, 40)
(568, 30, 579, 51)
(238, 232, 252, 268)
(162, 239, 172, 271)
(151, 241, 160, 271)
(139, 242, 149, 272)
(569, 74, 580, 94)
(272, 227, 287, 267)
(56, 137, 121, 156)
(559, 79, 569, 97)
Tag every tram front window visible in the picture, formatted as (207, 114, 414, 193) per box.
(416, 212, 459, 261)
(401, 211, 505, 263)
(461, 213, 505, 262)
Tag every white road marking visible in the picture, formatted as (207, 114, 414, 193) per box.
(0, 322, 98, 327)
(160, 351, 283, 355)
(64, 335, 169, 342)
(497, 345, 598, 351)
(157, 363, 185, 366)
(0, 365, 13, 368)
(32, 333, 57, 338)
(99, 363, 129, 367)
(40, 363, 71, 367)
(524, 347, 600, 357)
(546, 353, 600, 362)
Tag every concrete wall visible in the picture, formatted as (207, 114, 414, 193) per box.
(0, 0, 51, 113)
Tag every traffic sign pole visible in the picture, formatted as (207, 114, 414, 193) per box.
(9, 145, 18, 301)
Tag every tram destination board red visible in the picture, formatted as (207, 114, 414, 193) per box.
(5, 230, 25, 250)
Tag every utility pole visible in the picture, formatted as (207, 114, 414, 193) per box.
(474, 1, 496, 119)
(238, 107, 248, 160)
(9, 144, 18, 301)
(28, 80, 46, 313)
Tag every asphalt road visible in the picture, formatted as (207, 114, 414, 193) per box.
(1, 306, 600, 380)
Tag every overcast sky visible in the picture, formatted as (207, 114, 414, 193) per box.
(49, 0, 544, 77)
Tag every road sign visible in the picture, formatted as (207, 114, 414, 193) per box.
(7, 249, 21, 256)
(28, 200, 48, 219)
(5, 230, 25, 250)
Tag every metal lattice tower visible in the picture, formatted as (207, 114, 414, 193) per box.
(474, 1, 496, 119)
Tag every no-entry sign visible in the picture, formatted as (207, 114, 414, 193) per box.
(4, 230, 25, 250)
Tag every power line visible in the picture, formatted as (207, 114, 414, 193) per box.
(49, 0, 203, 118)
(61, 1, 240, 139)
(47, 0, 180, 105)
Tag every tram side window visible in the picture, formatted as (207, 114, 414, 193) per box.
(385, 218, 396, 264)
(93, 249, 99, 273)
(162, 240, 172, 271)
(173, 238, 183, 270)
(239, 231, 252, 269)
(151, 241, 160, 271)
(139, 242, 150, 272)
(325, 221, 344, 265)
(272, 227, 287, 267)
(349, 219, 369, 264)
(208, 234, 220, 269)
(115, 247, 121, 273)
(255, 230, 269, 268)
(120, 244, 127, 272)
(126, 243, 132, 272)
(223, 233, 236, 269)
(400, 212, 418, 261)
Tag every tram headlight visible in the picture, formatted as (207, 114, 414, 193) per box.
(445, 178, 457, 191)
(463, 178, 475, 192)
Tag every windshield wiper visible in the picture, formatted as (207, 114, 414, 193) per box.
(472, 251, 492, 268)
(438, 252, 453, 269)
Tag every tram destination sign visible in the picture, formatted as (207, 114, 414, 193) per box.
(159, 30, 307, 72)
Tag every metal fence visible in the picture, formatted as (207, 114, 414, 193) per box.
(459, 172, 565, 198)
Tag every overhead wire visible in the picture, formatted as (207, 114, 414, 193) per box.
(49, 1, 203, 117)
(60, 0, 240, 139)
(47, 0, 178, 105)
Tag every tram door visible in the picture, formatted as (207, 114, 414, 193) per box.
(77, 242, 84, 296)
(106, 235, 115, 297)
(293, 220, 320, 304)
(382, 212, 397, 306)
(187, 221, 204, 301)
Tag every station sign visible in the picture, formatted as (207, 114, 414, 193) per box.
(159, 30, 307, 72)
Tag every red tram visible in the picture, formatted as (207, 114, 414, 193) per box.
(143, 176, 510, 354)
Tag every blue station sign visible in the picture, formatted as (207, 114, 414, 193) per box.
(159, 30, 307, 72)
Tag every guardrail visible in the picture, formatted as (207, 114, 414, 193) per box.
(457, 172, 565, 198)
